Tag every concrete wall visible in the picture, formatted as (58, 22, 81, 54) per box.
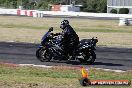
(107, 0, 132, 14)
(107, 0, 132, 6)
(0, 8, 132, 18)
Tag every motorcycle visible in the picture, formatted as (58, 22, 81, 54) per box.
(36, 27, 98, 64)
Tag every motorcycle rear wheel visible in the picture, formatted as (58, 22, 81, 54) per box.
(78, 51, 96, 64)
(36, 48, 51, 62)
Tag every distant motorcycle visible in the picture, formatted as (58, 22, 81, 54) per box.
(36, 27, 98, 64)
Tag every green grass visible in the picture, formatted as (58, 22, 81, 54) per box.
(77, 28, 132, 33)
(0, 23, 132, 33)
(0, 16, 132, 33)
(0, 24, 47, 30)
(0, 16, 132, 48)
(0, 64, 131, 88)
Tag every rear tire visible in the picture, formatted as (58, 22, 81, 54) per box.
(36, 48, 51, 62)
(88, 51, 96, 64)
(78, 51, 96, 64)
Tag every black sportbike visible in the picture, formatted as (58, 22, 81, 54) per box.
(36, 27, 98, 64)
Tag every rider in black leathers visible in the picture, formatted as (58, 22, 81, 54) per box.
(58, 20, 79, 57)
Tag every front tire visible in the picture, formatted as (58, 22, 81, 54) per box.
(36, 48, 51, 62)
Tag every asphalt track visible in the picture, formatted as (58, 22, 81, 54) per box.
(0, 42, 132, 71)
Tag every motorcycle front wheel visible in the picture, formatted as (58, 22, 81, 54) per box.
(36, 48, 52, 62)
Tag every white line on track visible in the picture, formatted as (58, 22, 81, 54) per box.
(19, 64, 53, 68)
(19, 64, 126, 72)
(95, 68, 126, 73)
(0, 61, 127, 72)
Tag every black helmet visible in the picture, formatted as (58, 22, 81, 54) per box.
(60, 20, 69, 29)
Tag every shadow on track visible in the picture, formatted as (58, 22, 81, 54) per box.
(92, 62, 123, 66)
(49, 60, 124, 66)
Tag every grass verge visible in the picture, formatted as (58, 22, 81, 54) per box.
(0, 18, 132, 33)
(0, 16, 132, 48)
(0, 64, 131, 88)
(1, 23, 132, 33)
(0, 16, 132, 33)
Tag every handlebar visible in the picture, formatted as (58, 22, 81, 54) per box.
(49, 27, 53, 32)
